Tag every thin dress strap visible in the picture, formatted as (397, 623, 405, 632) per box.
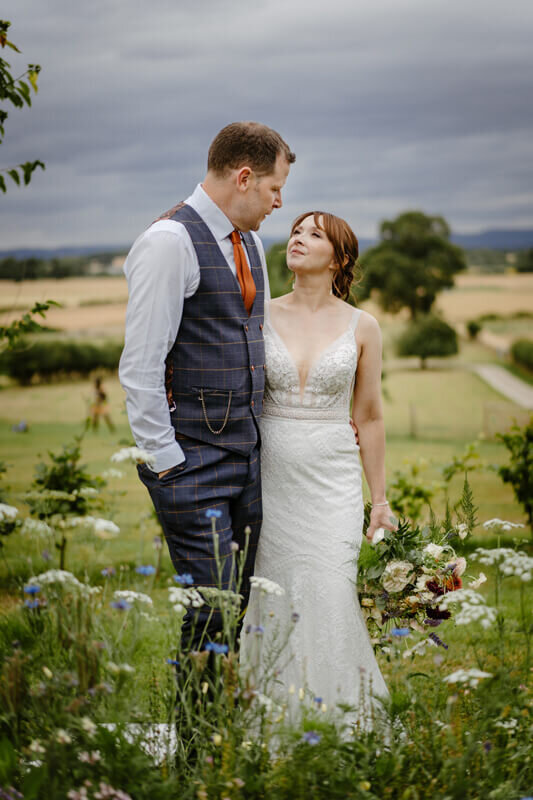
(350, 307, 363, 333)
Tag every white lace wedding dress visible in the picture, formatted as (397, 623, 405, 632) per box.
(241, 306, 388, 721)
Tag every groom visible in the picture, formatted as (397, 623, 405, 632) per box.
(119, 122, 295, 651)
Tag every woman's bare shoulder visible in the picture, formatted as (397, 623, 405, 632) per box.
(355, 308, 381, 340)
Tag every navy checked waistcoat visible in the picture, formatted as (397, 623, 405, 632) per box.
(163, 203, 265, 454)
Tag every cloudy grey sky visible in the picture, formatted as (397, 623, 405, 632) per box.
(1, 0, 532, 248)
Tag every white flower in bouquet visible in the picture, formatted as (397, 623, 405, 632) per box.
(445, 556, 467, 577)
(370, 527, 385, 545)
(111, 447, 155, 467)
(469, 572, 487, 589)
(0, 503, 18, 521)
(381, 560, 414, 593)
(456, 523, 469, 540)
(423, 543, 445, 560)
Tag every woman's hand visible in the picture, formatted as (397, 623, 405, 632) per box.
(366, 504, 397, 543)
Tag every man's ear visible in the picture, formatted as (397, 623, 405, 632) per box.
(235, 166, 253, 192)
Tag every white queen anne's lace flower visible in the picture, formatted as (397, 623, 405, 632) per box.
(250, 576, 285, 596)
(29, 569, 100, 597)
(381, 560, 414, 593)
(439, 587, 497, 629)
(469, 572, 487, 590)
(443, 668, 493, 688)
(0, 503, 18, 521)
(473, 547, 533, 582)
(111, 447, 155, 467)
(21, 518, 53, 537)
(168, 586, 204, 611)
(113, 589, 153, 606)
(482, 518, 524, 531)
(102, 468, 124, 480)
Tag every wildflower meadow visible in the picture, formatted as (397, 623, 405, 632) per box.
(0, 424, 532, 800)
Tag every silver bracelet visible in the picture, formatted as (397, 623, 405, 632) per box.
(372, 500, 389, 507)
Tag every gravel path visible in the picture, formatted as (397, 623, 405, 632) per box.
(470, 364, 533, 409)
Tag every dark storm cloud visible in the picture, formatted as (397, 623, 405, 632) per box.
(1, 0, 532, 247)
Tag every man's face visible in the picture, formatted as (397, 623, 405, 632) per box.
(245, 153, 291, 232)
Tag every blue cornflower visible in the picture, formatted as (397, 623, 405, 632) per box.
(24, 585, 41, 595)
(204, 642, 229, 655)
(101, 567, 116, 577)
(24, 599, 40, 609)
(314, 696, 323, 705)
(302, 731, 321, 745)
(135, 565, 156, 576)
(391, 627, 410, 638)
(205, 509, 223, 519)
(174, 573, 194, 586)
(166, 658, 180, 667)
(110, 599, 132, 611)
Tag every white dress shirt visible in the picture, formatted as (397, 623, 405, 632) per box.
(119, 184, 271, 473)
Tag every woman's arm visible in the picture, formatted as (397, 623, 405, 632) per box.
(351, 313, 396, 541)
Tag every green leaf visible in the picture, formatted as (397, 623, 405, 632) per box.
(7, 168, 19, 185)
(0, 175, 5, 193)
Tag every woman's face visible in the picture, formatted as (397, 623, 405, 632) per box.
(286, 214, 335, 275)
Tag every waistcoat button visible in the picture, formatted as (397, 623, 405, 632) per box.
(251, 365, 255, 371)
(251, 400, 255, 407)
(259, 323, 263, 330)
(245, 325, 249, 332)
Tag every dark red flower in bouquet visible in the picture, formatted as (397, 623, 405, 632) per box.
(426, 580, 444, 596)
(425, 605, 451, 620)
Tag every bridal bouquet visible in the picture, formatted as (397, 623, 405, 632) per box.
(358, 516, 471, 645)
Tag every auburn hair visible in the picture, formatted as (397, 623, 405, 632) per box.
(290, 211, 360, 301)
(208, 121, 295, 177)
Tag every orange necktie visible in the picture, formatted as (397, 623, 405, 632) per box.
(230, 230, 256, 314)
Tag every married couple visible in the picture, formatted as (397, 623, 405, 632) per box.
(119, 121, 395, 716)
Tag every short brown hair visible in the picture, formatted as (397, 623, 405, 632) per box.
(290, 211, 360, 302)
(208, 121, 295, 176)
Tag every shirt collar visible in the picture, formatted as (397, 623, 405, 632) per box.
(186, 183, 235, 242)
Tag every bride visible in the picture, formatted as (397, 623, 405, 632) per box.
(241, 210, 396, 719)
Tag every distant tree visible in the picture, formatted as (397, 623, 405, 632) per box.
(497, 417, 533, 534)
(516, 248, 533, 273)
(0, 19, 44, 193)
(266, 240, 292, 299)
(466, 319, 482, 340)
(358, 211, 466, 318)
(396, 314, 458, 369)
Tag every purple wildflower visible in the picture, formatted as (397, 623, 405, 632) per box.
(302, 730, 321, 745)
(429, 632, 449, 650)
(101, 567, 116, 577)
(291, 612, 300, 623)
(110, 599, 132, 611)
(166, 658, 180, 667)
(24, 599, 40, 609)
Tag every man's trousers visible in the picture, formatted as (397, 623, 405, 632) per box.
(137, 434, 262, 652)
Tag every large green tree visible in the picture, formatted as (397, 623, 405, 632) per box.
(0, 19, 44, 193)
(359, 211, 466, 318)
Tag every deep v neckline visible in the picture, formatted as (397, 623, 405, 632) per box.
(266, 315, 357, 402)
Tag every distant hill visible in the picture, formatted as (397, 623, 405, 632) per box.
(1, 228, 533, 261)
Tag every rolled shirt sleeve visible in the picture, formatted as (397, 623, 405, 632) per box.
(119, 223, 200, 473)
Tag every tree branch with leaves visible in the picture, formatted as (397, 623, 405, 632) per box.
(0, 19, 45, 193)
